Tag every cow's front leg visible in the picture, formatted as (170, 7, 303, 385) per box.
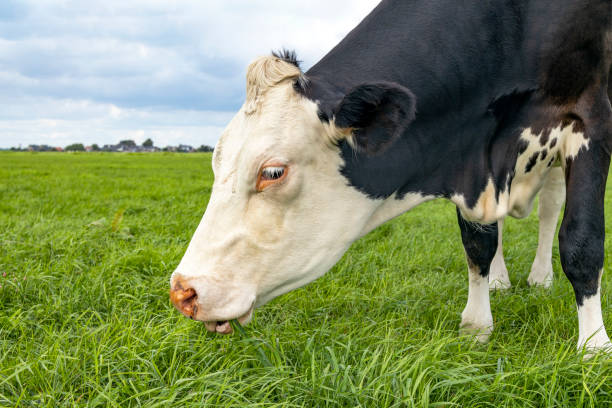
(489, 219, 511, 290)
(528, 167, 565, 287)
(559, 137, 611, 353)
(457, 208, 497, 343)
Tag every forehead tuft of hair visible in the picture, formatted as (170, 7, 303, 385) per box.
(245, 52, 305, 114)
(272, 49, 301, 69)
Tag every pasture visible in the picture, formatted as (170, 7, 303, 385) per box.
(1, 151, 611, 407)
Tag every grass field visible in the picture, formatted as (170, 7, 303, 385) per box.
(1, 151, 612, 407)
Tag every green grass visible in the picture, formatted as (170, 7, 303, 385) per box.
(1, 151, 611, 407)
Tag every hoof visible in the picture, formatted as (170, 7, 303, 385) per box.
(579, 332, 612, 359)
(489, 256, 511, 291)
(459, 321, 493, 344)
(527, 265, 553, 288)
(489, 278, 511, 291)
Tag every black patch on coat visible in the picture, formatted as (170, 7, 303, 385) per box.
(548, 157, 555, 167)
(333, 82, 416, 154)
(525, 152, 539, 173)
(272, 49, 301, 69)
(539, 130, 550, 146)
(549, 137, 557, 148)
(540, 149, 548, 161)
(488, 89, 534, 121)
(456, 208, 498, 277)
(517, 139, 529, 155)
(571, 119, 586, 134)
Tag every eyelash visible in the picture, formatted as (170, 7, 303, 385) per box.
(256, 165, 287, 191)
(260, 166, 285, 181)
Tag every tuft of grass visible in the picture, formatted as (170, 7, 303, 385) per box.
(1, 151, 611, 407)
(111, 208, 125, 232)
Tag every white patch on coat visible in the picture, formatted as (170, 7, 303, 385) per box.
(453, 122, 585, 226)
(508, 124, 586, 219)
(451, 178, 509, 224)
(489, 218, 511, 290)
(577, 271, 611, 352)
(460, 260, 493, 343)
(560, 127, 590, 160)
(360, 192, 433, 235)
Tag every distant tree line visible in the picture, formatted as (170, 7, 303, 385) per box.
(8, 138, 215, 153)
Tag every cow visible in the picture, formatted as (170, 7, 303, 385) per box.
(170, 0, 612, 352)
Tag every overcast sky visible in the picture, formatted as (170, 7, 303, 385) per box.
(0, 0, 379, 148)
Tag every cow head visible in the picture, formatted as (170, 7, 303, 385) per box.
(170, 53, 417, 333)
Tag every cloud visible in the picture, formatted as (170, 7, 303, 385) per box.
(0, 95, 234, 148)
(0, 0, 379, 148)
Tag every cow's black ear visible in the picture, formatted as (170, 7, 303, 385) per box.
(333, 82, 416, 154)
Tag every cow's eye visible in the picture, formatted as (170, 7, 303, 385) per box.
(257, 165, 287, 191)
(261, 166, 285, 180)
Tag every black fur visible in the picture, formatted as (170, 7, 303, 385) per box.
(456, 209, 498, 277)
(333, 82, 416, 154)
(272, 49, 301, 69)
(541, 1, 612, 104)
(525, 152, 539, 173)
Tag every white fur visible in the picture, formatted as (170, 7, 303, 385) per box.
(460, 260, 493, 343)
(528, 166, 565, 287)
(452, 178, 508, 224)
(561, 128, 590, 160)
(489, 219, 511, 289)
(361, 192, 433, 236)
(507, 125, 584, 220)
(577, 272, 611, 353)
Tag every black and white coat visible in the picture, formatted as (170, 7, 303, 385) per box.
(170, 0, 612, 352)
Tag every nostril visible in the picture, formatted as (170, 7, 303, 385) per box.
(181, 288, 197, 316)
(170, 285, 198, 318)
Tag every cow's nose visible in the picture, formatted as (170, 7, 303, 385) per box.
(170, 278, 198, 318)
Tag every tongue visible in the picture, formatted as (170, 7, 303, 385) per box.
(215, 321, 232, 334)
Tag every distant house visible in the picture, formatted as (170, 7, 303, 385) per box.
(101, 142, 137, 152)
(28, 144, 57, 152)
(12, 142, 199, 153)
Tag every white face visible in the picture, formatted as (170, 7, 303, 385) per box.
(169, 82, 381, 332)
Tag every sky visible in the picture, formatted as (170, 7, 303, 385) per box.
(0, 0, 379, 148)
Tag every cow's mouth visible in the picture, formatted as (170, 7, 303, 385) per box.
(203, 305, 254, 335)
